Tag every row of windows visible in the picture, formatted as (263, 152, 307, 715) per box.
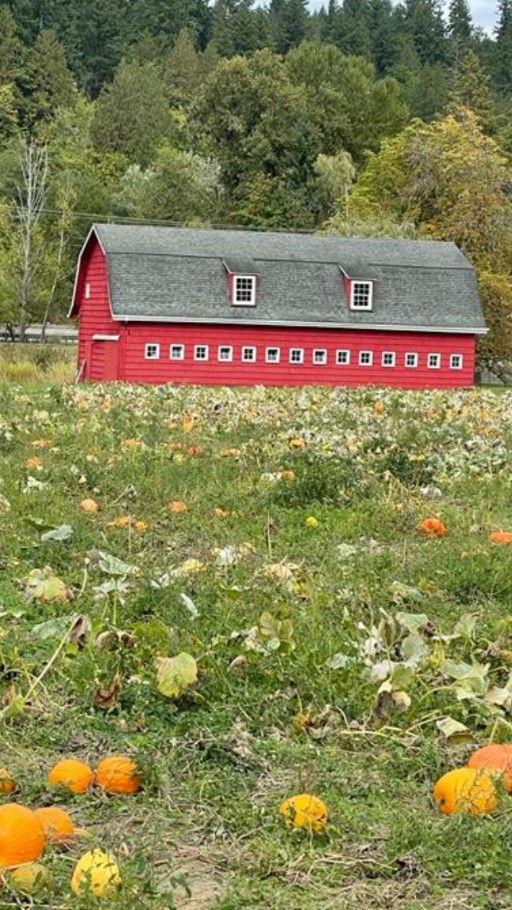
(231, 277, 373, 311)
(144, 344, 464, 370)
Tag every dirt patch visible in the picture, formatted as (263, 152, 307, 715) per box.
(172, 858, 226, 910)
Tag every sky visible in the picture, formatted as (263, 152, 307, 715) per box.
(466, 0, 497, 32)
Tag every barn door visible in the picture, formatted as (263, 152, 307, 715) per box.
(90, 337, 120, 381)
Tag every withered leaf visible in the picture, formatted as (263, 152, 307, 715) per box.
(94, 673, 122, 710)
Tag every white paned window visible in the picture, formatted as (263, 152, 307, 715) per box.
(170, 344, 184, 360)
(242, 346, 256, 362)
(313, 349, 327, 364)
(428, 353, 441, 369)
(359, 351, 373, 366)
(405, 353, 418, 368)
(350, 281, 373, 310)
(233, 276, 256, 306)
(336, 350, 350, 365)
(382, 351, 396, 367)
(218, 346, 233, 362)
(450, 354, 463, 369)
(289, 348, 304, 364)
(266, 347, 280, 363)
(194, 345, 209, 361)
(145, 343, 160, 360)
(85, 282, 91, 299)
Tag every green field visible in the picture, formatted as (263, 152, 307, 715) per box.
(2, 382, 512, 908)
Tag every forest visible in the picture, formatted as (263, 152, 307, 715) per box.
(0, 0, 511, 370)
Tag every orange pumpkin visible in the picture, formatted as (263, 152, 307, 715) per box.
(467, 744, 512, 792)
(433, 767, 496, 815)
(168, 501, 187, 513)
(279, 794, 327, 832)
(0, 771, 15, 795)
(33, 807, 75, 844)
(95, 756, 141, 795)
(47, 759, 94, 794)
(417, 517, 447, 538)
(489, 531, 512, 544)
(79, 498, 99, 514)
(0, 805, 45, 869)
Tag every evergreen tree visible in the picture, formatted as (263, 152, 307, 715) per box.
(337, 0, 371, 57)
(0, 7, 23, 86)
(448, 0, 473, 64)
(91, 61, 171, 166)
(165, 29, 202, 101)
(450, 50, 493, 127)
(368, 0, 397, 74)
(268, 0, 310, 54)
(494, 0, 512, 93)
(25, 30, 76, 127)
(404, 0, 447, 64)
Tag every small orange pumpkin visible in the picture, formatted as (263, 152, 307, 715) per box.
(467, 744, 512, 792)
(489, 531, 512, 544)
(79, 498, 99, 514)
(33, 807, 75, 844)
(417, 517, 446, 538)
(95, 756, 141, 795)
(0, 804, 45, 869)
(47, 759, 94, 794)
(168, 501, 187, 513)
(0, 770, 15, 794)
(279, 794, 327, 832)
(433, 767, 496, 815)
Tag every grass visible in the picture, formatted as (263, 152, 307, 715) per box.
(1, 382, 512, 907)
(0, 343, 75, 383)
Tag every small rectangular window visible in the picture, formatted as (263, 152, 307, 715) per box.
(266, 347, 280, 363)
(170, 344, 184, 360)
(351, 281, 373, 310)
(428, 353, 441, 369)
(359, 350, 373, 366)
(218, 346, 233, 362)
(242, 346, 256, 362)
(194, 345, 209, 361)
(85, 283, 91, 300)
(405, 353, 418, 368)
(145, 343, 160, 360)
(313, 349, 327, 364)
(382, 352, 395, 367)
(450, 354, 463, 369)
(289, 348, 304, 364)
(233, 276, 256, 306)
(336, 350, 350, 365)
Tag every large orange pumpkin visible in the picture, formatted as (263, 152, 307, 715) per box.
(0, 805, 45, 869)
(279, 794, 327, 832)
(489, 531, 512, 544)
(467, 744, 512, 792)
(433, 768, 496, 815)
(95, 756, 141, 795)
(33, 807, 75, 844)
(47, 759, 94, 794)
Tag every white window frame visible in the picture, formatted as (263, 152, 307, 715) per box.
(169, 344, 184, 360)
(450, 354, 463, 370)
(194, 345, 209, 361)
(241, 346, 256, 362)
(428, 353, 441, 369)
(85, 282, 91, 300)
(289, 348, 304, 364)
(145, 343, 160, 360)
(233, 275, 256, 307)
(359, 350, 373, 366)
(405, 352, 418, 368)
(381, 351, 396, 368)
(265, 347, 280, 364)
(218, 345, 233, 362)
(350, 281, 373, 311)
(336, 350, 350, 365)
(313, 349, 327, 365)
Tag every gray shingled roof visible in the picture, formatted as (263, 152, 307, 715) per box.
(91, 224, 486, 333)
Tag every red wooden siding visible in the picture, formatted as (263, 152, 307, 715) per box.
(120, 324, 475, 389)
(73, 237, 476, 389)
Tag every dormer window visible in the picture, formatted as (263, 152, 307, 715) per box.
(233, 275, 256, 307)
(350, 281, 373, 311)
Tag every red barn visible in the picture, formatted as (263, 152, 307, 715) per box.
(69, 224, 487, 388)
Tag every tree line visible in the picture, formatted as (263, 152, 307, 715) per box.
(0, 0, 511, 371)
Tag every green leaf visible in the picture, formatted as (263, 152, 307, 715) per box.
(21, 567, 70, 603)
(452, 613, 478, 640)
(41, 524, 73, 542)
(396, 612, 430, 633)
(402, 633, 429, 668)
(87, 549, 139, 577)
(32, 614, 75, 639)
(436, 716, 474, 745)
(325, 652, 351, 670)
(156, 653, 198, 699)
